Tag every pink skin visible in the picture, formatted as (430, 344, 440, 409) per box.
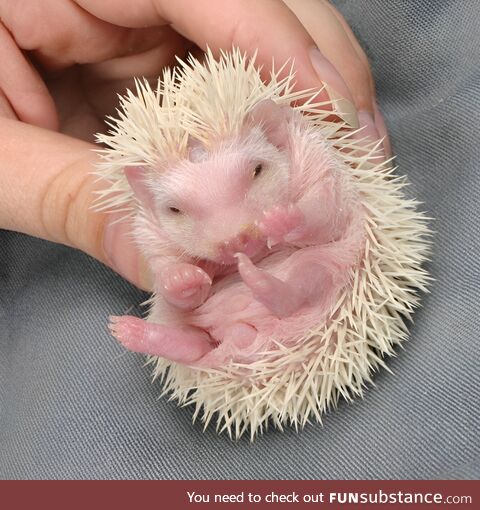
(122, 99, 292, 312)
(259, 204, 307, 247)
(156, 204, 307, 310)
(109, 100, 362, 366)
(109, 316, 212, 363)
(109, 204, 316, 360)
(109, 316, 258, 364)
(236, 252, 305, 318)
(157, 263, 212, 310)
(215, 226, 266, 265)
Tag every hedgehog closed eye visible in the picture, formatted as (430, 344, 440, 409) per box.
(169, 207, 182, 214)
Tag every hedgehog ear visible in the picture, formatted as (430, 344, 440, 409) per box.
(124, 166, 154, 209)
(246, 99, 291, 149)
(187, 137, 209, 163)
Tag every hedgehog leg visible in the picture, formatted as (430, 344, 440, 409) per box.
(108, 315, 213, 364)
(235, 253, 303, 318)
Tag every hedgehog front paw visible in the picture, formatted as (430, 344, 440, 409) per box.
(158, 263, 212, 310)
(259, 204, 306, 246)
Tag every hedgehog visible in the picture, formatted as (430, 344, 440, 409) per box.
(94, 48, 431, 440)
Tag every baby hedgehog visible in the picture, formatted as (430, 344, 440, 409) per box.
(95, 49, 430, 439)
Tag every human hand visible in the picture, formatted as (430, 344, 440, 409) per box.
(0, 0, 388, 290)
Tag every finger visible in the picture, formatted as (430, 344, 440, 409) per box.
(83, 27, 186, 83)
(0, 89, 17, 120)
(0, 118, 149, 290)
(74, 0, 346, 100)
(0, 22, 58, 130)
(284, 0, 374, 114)
(81, 29, 189, 122)
(323, 1, 372, 77)
(0, 1, 176, 69)
(325, 1, 391, 155)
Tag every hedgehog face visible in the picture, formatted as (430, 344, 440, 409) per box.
(150, 130, 291, 263)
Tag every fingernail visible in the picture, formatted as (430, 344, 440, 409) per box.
(324, 84, 359, 128)
(309, 47, 359, 128)
(358, 110, 381, 142)
(373, 102, 392, 158)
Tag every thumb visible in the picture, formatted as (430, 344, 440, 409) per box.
(0, 118, 151, 290)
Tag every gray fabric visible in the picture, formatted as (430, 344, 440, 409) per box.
(1, 0, 479, 480)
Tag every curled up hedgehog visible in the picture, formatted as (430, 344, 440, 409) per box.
(94, 49, 431, 440)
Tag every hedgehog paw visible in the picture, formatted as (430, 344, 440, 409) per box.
(259, 204, 306, 246)
(108, 315, 147, 350)
(158, 263, 212, 310)
(109, 315, 213, 363)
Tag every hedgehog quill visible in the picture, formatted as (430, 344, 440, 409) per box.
(94, 49, 431, 440)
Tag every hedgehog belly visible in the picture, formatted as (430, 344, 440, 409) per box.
(183, 238, 362, 369)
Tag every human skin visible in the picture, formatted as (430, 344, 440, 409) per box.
(0, 0, 388, 290)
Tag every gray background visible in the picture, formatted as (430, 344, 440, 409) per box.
(1, 0, 479, 479)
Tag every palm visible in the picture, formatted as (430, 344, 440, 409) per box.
(2, 1, 191, 139)
(43, 63, 174, 142)
(44, 66, 105, 140)
(37, 31, 189, 141)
